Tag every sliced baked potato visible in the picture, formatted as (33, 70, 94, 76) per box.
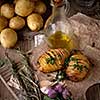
(66, 53, 90, 82)
(37, 48, 70, 72)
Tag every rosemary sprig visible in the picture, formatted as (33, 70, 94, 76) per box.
(5, 50, 42, 100)
(0, 58, 8, 68)
(0, 59, 5, 67)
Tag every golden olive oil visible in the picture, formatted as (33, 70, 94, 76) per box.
(48, 31, 75, 51)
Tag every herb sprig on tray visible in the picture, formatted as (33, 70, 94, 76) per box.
(5, 50, 42, 100)
(0, 59, 5, 67)
(0, 58, 8, 68)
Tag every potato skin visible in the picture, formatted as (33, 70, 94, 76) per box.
(37, 48, 70, 72)
(15, 0, 34, 17)
(0, 16, 8, 32)
(0, 28, 18, 48)
(9, 16, 25, 30)
(13, 0, 19, 4)
(1, 3, 14, 19)
(66, 53, 90, 82)
(27, 13, 43, 31)
(34, 1, 46, 15)
(0, 34, 1, 43)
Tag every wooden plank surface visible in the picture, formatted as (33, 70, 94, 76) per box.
(86, 83, 100, 100)
(0, 75, 18, 100)
(0, 0, 100, 100)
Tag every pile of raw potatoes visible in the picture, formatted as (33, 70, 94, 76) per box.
(0, 0, 46, 48)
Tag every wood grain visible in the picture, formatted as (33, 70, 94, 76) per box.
(86, 83, 100, 100)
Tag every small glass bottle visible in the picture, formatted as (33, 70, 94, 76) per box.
(44, 0, 78, 52)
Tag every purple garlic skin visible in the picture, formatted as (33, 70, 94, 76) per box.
(48, 88, 57, 98)
(62, 88, 71, 99)
(54, 83, 63, 93)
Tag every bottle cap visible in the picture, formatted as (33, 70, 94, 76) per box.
(51, 0, 65, 7)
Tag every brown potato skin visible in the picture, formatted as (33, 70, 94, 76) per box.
(1, 3, 14, 19)
(37, 48, 70, 72)
(34, 1, 46, 15)
(54, 0, 62, 3)
(66, 53, 90, 82)
(13, 0, 19, 4)
(15, 0, 34, 17)
(0, 16, 8, 32)
(9, 16, 25, 30)
(27, 13, 43, 31)
(0, 28, 18, 48)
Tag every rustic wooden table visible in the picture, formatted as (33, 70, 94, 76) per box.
(0, 0, 100, 100)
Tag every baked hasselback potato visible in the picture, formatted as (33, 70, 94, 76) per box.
(66, 53, 90, 82)
(37, 48, 70, 73)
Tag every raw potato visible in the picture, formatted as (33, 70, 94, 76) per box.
(14, 0, 38, 3)
(27, 13, 43, 31)
(15, 0, 34, 17)
(0, 35, 1, 43)
(0, 3, 14, 19)
(34, 1, 46, 14)
(66, 53, 90, 82)
(0, 16, 8, 32)
(9, 16, 25, 30)
(54, 0, 62, 3)
(0, 28, 18, 48)
(13, 0, 19, 4)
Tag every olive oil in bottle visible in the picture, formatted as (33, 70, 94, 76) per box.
(48, 31, 75, 51)
(44, 0, 78, 51)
